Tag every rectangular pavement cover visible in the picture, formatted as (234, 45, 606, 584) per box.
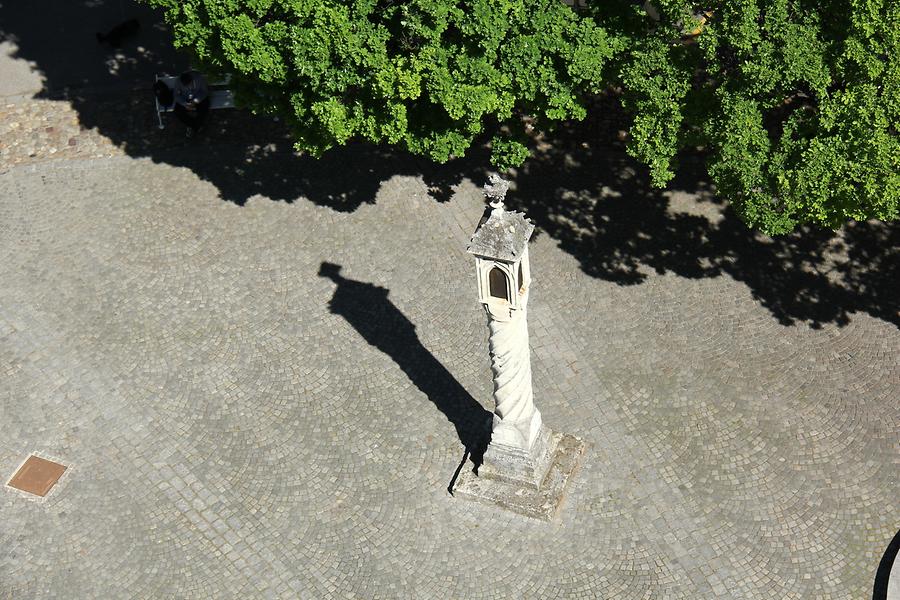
(7, 455, 67, 497)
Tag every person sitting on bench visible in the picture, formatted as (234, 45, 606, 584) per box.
(173, 70, 210, 137)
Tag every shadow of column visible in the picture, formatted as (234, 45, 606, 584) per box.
(318, 262, 491, 471)
(873, 527, 900, 600)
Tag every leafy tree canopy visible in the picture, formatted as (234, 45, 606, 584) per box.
(146, 0, 898, 234)
(596, 0, 900, 233)
(147, 0, 618, 165)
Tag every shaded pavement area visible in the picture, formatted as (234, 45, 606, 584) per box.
(1, 0, 896, 330)
(1, 1, 899, 598)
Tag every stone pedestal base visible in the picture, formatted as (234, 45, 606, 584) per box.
(478, 424, 556, 488)
(453, 429, 587, 521)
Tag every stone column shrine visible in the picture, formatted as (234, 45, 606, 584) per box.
(452, 175, 587, 520)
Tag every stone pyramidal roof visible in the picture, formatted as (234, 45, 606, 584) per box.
(467, 175, 534, 261)
(467, 205, 534, 262)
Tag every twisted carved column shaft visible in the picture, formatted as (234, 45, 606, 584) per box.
(487, 306, 538, 448)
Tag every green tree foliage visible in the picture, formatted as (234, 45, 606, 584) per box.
(146, 0, 618, 168)
(589, 0, 899, 233)
(147, 0, 898, 234)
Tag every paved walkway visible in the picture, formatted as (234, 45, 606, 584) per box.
(1, 3, 898, 592)
(1, 137, 898, 598)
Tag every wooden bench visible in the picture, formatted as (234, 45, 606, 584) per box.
(154, 74, 235, 129)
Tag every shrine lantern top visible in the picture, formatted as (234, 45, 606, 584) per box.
(467, 175, 534, 314)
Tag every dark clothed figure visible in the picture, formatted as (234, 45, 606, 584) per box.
(153, 80, 174, 108)
(173, 71, 210, 135)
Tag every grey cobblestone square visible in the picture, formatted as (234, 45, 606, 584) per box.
(0, 138, 897, 598)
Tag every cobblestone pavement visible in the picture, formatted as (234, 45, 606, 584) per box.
(0, 92, 294, 170)
(1, 99, 899, 598)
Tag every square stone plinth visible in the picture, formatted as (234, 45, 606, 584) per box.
(7, 455, 68, 497)
(453, 432, 586, 521)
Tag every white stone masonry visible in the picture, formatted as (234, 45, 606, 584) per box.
(485, 285, 542, 450)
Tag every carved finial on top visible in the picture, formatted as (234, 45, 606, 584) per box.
(483, 174, 509, 211)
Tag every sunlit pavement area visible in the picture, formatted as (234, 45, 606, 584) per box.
(2, 1, 899, 598)
(0, 150, 897, 598)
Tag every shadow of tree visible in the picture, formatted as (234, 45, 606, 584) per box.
(1, 1, 896, 329)
(142, 139, 486, 211)
(510, 114, 899, 329)
(0, 0, 482, 210)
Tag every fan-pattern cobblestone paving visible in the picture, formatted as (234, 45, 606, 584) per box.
(1, 141, 898, 597)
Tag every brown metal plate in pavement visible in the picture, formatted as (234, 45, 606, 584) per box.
(7, 455, 67, 497)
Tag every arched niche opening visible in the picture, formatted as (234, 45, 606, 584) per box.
(489, 267, 510, 301)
